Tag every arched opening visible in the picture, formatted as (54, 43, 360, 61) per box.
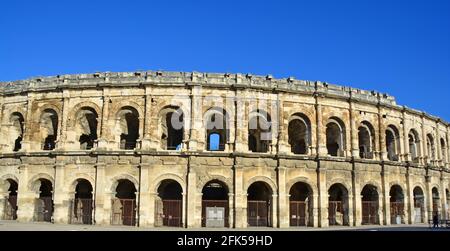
(358, 121, 375, 159)
(446, 189, 450, 220)
(10, 112, 24, 152)
(361, 185, 379, 225)
(409, 129, 420, 162)
(326, 117, 345, 157)
(427, 134, 435, 163)
(201, 180, 229, 228)
(205, 108, 228, 151)
(35, 178, 53, 222)
(440, 138, 447, 162)
(289, 182, 313, 227)
(71, 179, 93, 225)
(248, 110, 272, 153)
(160, 106, 184, 150)
(389, 185, 405, 224)
(156, 179, 183, 227)
(76, 107, 98, 150)
(111, 179, 137, 226)
(288, 113, 311, 155)
(432, 187, 440, 217)
(118, 107, 140, 150)
(3, 179, 18, 220)
(40, 109, 58, 150)
(386, 125, 400, 161)
(328, 184, 349, 226)
(413, 187, 425, 223)
(247, 181, 272, 227)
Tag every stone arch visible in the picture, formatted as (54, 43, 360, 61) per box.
(358, 120, 376, 159)
(158, 105, 186, 150)
(408, 129, 421, 160)
(109, 174, 139, 193)
(35, 103, 62, 121)
(328, 182, 350, 226)
(288, 113, 312, 154)
(327, 179, 352, 196)
(361, 181, 382, 194)
(28, 173, 54, 192)
(67, 101, 101, 129)
(204, 106, 230, 151)
(388, 182, 406, 194)
(286, 177, 318, 196)
(245, 176, 277, 194)
(197, 175, 232, 194)
(68, 174, 95, 192)
(248, 109, 272, 153)
(426, 133, 436, 160)
(112, 100, 144, 120)
(386, 124, 401, 161)
(151, 173, 186, 194)
(326, 116, 346, 157)
(0, 174, 19, 184)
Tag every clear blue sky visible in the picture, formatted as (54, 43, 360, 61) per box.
(1, 0, 449, 121)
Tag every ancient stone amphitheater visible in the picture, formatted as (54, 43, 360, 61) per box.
(0, 71, 448, 228)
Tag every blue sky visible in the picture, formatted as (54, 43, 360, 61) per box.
(1, 0, 449, 120)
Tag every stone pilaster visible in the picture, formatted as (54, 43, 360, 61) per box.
(94, 163, 108, 225)
(277, 166, 289, 228)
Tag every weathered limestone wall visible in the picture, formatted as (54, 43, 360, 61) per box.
(0, 71, 448, 228)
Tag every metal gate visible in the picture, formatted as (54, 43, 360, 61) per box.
(35, 197, 53, 222)
(290, 201, 307, 227)
(329, 201, 344, 226)
(414, 200, 425, 223)
(248, 200, 270, 227)
(202, 200, 228, 227)
(70, 198, 93, 224)
(390, 202, 404, 224)
(111, 198, 136, 226)
(3, 196, 17, 220)
(362, 201, 378, 225)
(156, 199, 182, 227)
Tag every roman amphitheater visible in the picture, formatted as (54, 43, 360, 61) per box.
(0, 71, 448, 229)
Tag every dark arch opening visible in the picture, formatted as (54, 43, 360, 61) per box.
(112, 179, 137, 226)
(288, 114, 311, 155)
(248, 110, 272, 153)
(432, 187, 440, 217)
(77, 107, 98, 150)
(361, 185, 379, 225)
(36, 178, 53, 222)
(358, 121, 375, 159)
(247, 181, 272, 227)
(289, 182, 313, 227)
(11, 112, 24, 152)
(202, 180, 229, 227)
(328, 184, 349, 226)
(389, 185, 405, 224)
(4, 179, 18, 220)
(413, 187, 425, 223)
(41, 109, 58, 150)
(326, 118, 345, 157)
(72, 179, 94, 225)
(156, 180, 183, 227)
(118, 107, 140, 150)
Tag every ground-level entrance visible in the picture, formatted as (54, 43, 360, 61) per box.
(155, 179, 183, 227)
(247, 181, 272, 227)
(111, 179, 137, 226)
(202, 180, 229, 228)
(361, 185, 379, 225)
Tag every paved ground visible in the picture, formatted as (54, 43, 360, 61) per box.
(0, 220, 449, 231)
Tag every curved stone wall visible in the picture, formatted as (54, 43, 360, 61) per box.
(0, 71, 449, 228)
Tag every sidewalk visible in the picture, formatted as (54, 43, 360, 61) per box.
(1, 220, 446, 231)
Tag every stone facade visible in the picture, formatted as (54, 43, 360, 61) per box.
(0, 71, 449, 228)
